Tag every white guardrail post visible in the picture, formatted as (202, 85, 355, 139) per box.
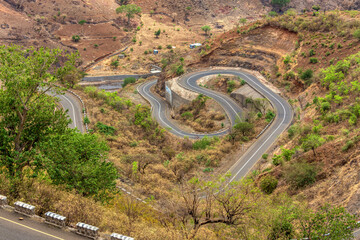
(76, 222, 99, 239)
(44, 212, 66, 228)
(0, 195, 7, 206)
(111, 233, 134, 240)
(14, 201, 35, 216)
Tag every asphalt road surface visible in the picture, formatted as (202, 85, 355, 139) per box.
(55, 91, 85, 133)
(138, 69, 293, 181)
(0, 208, 84, 240)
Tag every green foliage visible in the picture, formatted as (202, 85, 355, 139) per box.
(181, 111, 193, 119)
(284, 161, 317, 189)
(193, 136, 212, 150)
(96, 122, 116, 136)
(134, 104, 157, 131)
(353, 29, 360, 40)
(297, 204, 359, 239)
(201, 25, 211, 35)
(78, 20, 86, 25)
(72, 35, 80, 42)
(281, 147, 295, 161)
(342, 140, 354, 152)
(239, 18, 247, 25)
(301, 134, 325, 156)
(308, 49, 316, 56)
(283, 55, 291, 65)
(176, 64, 184, 76)
(84, 87, 132, 112)
(83, 116, 90, 124)
(116, 4, 142, 24)
(0, 45, 78, 196)
(265, 111, 276, 122)
(271, 0, 290, 7)
(262, 153, 268, 159)
(111, 59, 119, 68)
(260, 176, 278, 194)
(234, 121, 254, 136)
(312, 5, 320, 11)
(268, 11, 278, 17)
(272, 154, 283, 166)
(154, 29, 161, 38)
(300, 69, 313, 80)
(122, 77, 137, 88)
(309, 57, 318, 64)
(40, 130, 118, 199)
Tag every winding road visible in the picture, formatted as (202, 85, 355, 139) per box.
(138, 69, 293, 181)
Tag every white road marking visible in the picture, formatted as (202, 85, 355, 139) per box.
(60, 94, 77, 129)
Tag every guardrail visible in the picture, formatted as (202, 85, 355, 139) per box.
(0, 195, 7, 206)
(111, 233, 134, 240)
(14, 201, 35, 216)
(44, 212, 66, 228)
(76, 222, 99, 239)
(0, 194, 135, 239)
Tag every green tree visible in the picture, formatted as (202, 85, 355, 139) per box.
(239, 18, 247, 26)
(39, 130, 118, 200)
(271, 0, 291, 8)
(301, 134, 325, 156)
(296, 204, 359, 239)
(234, 121, 254, 136)
(72, 35, 80, 42)
(116, 4, 142, 25)
(0, 45, 78, 197)
(312, 5, 320, 11)
(201, 25, 211, 36)
(154, 29, 161, 38)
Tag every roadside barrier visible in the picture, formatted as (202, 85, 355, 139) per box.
(111, 233, 134, 240)
(0, 195, 7, 206)
(14, 201, 35, 216)
(76, 222, 99, 239)
(44, 212, 66, 228)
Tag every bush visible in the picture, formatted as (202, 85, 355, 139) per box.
(83, 116, 90, 124)
(265, 111, 276, 122)
(353, 29, 360, 40)
(342, 140, 354, 152)
(110, 60, 119, 68)
(72, 35, 80, 42)
(321, 101, 331, 113)
(284, 162, 317, 189)
(283, 55, 291, 65)
(181, 111, 193, 119)
(309, 49, 316, 56)
(272, 154, 283, 166)
(260, 176, 278, 194)
(309, 57, 318, 64)
(122, 77, 136, 88)
(96, 122, 116, 136)
(166, 45, 172, 49)
(176, 65, 184, 76)
(193, 136, 212, 150)
(300, 69, 313, 80)
(262, 153, 268, 159)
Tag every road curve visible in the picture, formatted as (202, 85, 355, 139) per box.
(138, 69, 293, 180)
(55, 92, 85, 133)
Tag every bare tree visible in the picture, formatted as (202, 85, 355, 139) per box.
(177, 176, 260, 239)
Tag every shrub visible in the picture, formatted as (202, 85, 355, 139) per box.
(176, 65, 184, 76)
(83, 116, 90, 124)
(265, 111, 276, 122)
(284, 162, 317, 189)
(283, 55, 291, 65)
(262, 153, 268, 159)
(353, 29, 360, 40)
(272, 154, 283, 166)
(309, 49, 316, 56)
(72, 35, 80, 42)
(122, 77, 136, 88)
(342, 140, 354, 152)
(181, 111, 193, 119)
(96, 122, 116, 136)
(110, 60, 119, 68)
(268, 11, 278, 17)
(309, 57, 318, 64)
(320, 101, 331, 113)
(166, 44, 172, 49)
(300, 69, 313, 80)
(260, 176, 278, 194)
(193, 136, 212, 150)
